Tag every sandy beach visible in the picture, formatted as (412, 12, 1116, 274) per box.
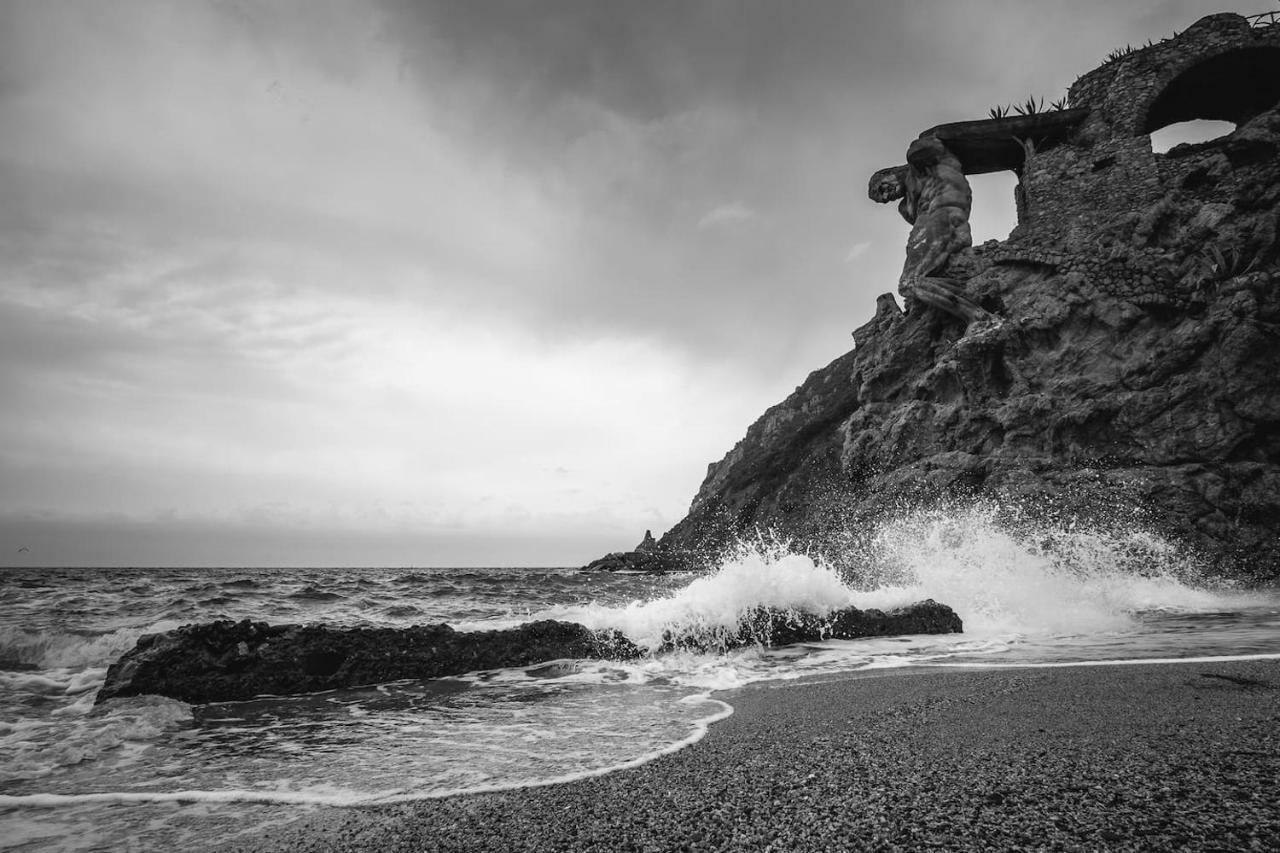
(217, 658, 1280, 852)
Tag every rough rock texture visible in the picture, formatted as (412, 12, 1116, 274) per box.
(581, 528, 680, 572)
(95, 619, 642, 705)
(659, 599, 961, 653)
(580, 549, 675, 572)
(635, 529, 658, 552)
(96, 601, 960, 703)
(645, 16, 1280, 582)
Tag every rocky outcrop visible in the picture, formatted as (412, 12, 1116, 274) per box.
(95, 619, 642, 705)
(580, 550, 679, 572)
(645, 16, 1280, 583)
(582, 529, 688, 573)
(636, 529, 659, 552)
(659, 600, 962, 652)
(96, 600, 962, 704)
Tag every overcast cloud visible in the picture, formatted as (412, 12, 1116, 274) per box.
(0, 0, 1262, 566)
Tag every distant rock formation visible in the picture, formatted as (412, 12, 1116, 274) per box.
(622, 14, 1280, 583)
(581, 529, 681, 572)
(95, 601, 961, 703)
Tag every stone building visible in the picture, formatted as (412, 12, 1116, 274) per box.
(886, 12, 1280, 250)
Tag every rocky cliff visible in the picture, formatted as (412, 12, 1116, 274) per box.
(641, 14, 1280, 583)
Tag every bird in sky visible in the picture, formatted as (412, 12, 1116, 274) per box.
(17, 546, 29, 553)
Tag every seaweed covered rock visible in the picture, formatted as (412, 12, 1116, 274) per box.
(96, 618, 642, 705)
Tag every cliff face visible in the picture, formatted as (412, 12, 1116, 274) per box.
(655, 15, 1280, 582)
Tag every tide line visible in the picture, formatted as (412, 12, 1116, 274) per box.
(931, 652, 1280, 669)
(0, 695, 735, 810)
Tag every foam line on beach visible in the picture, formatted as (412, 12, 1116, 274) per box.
(366, 693, 733, 805)
(0, 695, 735, 810)
(0, 789, 373, 809)
(931, 651, 1280, 669)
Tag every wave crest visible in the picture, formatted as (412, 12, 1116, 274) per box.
(0, 621, 183, 670)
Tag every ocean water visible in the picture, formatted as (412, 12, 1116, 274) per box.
(2, 504, 1278, 852)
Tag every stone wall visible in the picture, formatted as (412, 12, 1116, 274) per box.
(873, 15, 1279, 266)
(1069, 13, 1280, 137)
(1000, 13, 1280, 246)
(1015, 136, 1160, 244)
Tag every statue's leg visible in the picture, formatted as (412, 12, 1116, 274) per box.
(903, 208, 969, 286)
(905, 276, 994, 325)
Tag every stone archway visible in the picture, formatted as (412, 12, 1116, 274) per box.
(1143, 46, 1280, 134)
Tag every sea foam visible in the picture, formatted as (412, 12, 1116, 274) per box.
(0, 620, 184, 671)
(524, 500, 1267, 677)
(852, 501, 1262, 638)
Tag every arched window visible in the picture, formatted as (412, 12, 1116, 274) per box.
(1150, 119, 1237, 154)
(1143, 47, 1280, 136)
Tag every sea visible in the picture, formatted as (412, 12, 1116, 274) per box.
(2, 502, 1278, 852)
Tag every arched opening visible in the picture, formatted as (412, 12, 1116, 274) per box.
(1150, 118, 1237, 154)
(1143, 46, 1280, 135)
(967, 170, 1020, 243)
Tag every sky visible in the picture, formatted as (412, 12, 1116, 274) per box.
(0, 0, 1269, 567)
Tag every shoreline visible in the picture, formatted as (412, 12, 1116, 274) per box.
(219, 657, 1280, 852)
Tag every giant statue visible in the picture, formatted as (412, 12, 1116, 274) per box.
(869, 137, 995, 325)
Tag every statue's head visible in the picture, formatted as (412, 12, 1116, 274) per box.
(868, 165, 907, 203)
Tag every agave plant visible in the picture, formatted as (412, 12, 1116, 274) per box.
(989, 104, 1012, 119)
(1105, 43, 1138, 63)
(1013, 95, 1045, 116)
(1195, 244, 1259, 281)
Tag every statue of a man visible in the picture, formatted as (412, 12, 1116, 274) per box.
(869, 137, 994, 325)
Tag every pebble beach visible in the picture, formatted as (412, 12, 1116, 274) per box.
(218, 658, 1280, 852)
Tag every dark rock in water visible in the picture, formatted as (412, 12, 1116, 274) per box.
(95, 619, 643, 705)
(95, 599, 962, 703)
(660, 599, 962, 652)
(581, 529, 690, 573)
(608, 17, 1280, 584)
(580, 548, 684, 574)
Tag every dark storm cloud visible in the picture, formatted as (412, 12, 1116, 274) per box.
(371, 0, 939, 367)
(384, 0, 916, 127)
(366, 0, 1261, 372)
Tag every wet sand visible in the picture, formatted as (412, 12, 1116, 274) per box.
(220, 658, 1280, 852)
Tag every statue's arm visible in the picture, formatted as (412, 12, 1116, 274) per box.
(898, 196, 916, 225)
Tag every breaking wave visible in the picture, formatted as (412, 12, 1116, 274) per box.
(531, 500, 1265, 661)
(850, 501, 1246, 634)
(0, 622, 183, 671)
